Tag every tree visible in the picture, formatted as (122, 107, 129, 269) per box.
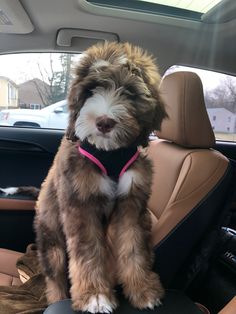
(204, 76, 236, 113)
(48, 54, 73, 104)
(36, 53, 76, 106)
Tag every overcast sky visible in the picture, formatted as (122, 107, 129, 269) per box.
(0, 53, 81, 85)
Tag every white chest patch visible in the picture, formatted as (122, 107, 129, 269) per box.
(99, 169, 140, 199)
(99, 176, 117, 199)
(117, 169, 140, 197)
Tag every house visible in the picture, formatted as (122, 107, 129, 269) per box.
(0, 76, 18, 110)
(207, 108, 236, 133)
(18, 78, 50, 109)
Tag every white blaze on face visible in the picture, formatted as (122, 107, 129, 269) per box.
(75, 88, 129, 150)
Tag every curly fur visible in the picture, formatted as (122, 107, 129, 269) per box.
(35, 41, 167, 313)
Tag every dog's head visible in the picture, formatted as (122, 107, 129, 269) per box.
(66, 42, 167, 150)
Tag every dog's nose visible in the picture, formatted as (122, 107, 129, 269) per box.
(96, 116, 116, 133)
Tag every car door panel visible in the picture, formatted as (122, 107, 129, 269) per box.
(0, 126, 64, 251)
(0, 197, 36, 210)
(0, 127, 64, 187)
(215, 141, 236, 161)
(0, 209, 35, 252)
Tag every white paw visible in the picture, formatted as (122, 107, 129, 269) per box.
(0, 187, 18, 195)
(83, 294, 116, 313)
(146, 298, 162, 310)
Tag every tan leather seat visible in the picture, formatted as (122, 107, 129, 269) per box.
(0, 248, 22, 285)
(147, 71, 233, 286)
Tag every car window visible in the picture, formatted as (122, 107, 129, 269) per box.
(0, 53, 81, 129)
(164, 65, 236, 142)
(62, 104, 68, 113)
(86, 0, 222, 20)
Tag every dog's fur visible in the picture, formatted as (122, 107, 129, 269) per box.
(34, 42, 167, 313)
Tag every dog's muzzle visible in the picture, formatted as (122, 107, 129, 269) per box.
(96, 116, 117, 134)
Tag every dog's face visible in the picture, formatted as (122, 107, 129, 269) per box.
(66, 42, 167, 150)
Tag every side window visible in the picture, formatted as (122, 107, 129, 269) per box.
(62, 104, 68, 113)
(0, 53, 82, 129)
(165, 66, 236, 142)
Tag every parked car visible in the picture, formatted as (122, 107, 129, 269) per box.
(0, 100, 68, 129)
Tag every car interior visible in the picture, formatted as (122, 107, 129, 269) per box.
(0, 1, 236, 313)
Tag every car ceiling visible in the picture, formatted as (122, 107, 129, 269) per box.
(0, 0, 236, 76)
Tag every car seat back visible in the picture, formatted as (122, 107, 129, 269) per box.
(147, 72, 233, 286)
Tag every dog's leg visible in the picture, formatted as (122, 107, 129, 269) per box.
(110, 198, 165, 310)
(35, 177, 69, 305)
(62, 206, 117, 313)
(35, 216, 69, 304)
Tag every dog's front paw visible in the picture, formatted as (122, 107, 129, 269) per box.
(73, 294, 117, 313)
(130, 290, 163, 310)
(143, 297, 162, 310)
(126, 272, 165, 310)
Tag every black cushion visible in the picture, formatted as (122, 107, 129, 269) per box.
(43, 290, 203, 314)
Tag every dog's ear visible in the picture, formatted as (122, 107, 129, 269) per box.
(65, 111, 77, 142)
(65, 82, 81, 142)
(152, 92, 168, 132)
(66, 76, 94, 141)
(66, 113, 77, 142)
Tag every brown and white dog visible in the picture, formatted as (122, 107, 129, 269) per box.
(1, 42, 167, 313)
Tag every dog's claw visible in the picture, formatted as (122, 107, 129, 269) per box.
(146, 298, 162, 309)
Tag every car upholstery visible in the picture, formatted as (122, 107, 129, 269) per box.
(148, 71, 233, 285)
(0, 71, 233, 291)
(0, 248, 22, 286)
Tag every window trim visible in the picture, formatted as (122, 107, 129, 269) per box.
(86, 0, 202, 20)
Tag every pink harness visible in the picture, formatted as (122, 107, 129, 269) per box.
(78, 146, 139, 178)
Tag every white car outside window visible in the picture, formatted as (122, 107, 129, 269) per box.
(0, 100, 68, 129)
(0, 52, 81, 130)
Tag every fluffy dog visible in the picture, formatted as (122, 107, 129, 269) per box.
(30, 42, 166, 313)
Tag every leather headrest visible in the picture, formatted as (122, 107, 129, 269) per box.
(157, 71, 215, 148)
